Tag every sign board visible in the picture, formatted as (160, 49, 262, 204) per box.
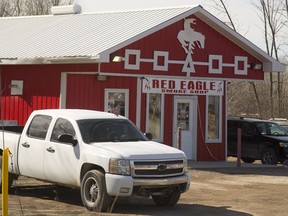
(142, 77, 223, 96)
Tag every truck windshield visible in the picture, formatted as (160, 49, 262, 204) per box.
(255, 122, 288, 136)
(77, 119, 148, 143)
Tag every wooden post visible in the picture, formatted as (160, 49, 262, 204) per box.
(177, 127, 182, 150)
(237, 128, 241, 167)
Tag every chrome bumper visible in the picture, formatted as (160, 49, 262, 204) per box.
(133, 172, 191, 187)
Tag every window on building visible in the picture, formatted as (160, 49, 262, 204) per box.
(104, 89, 129, 117)
(206, 95, 222, 142)
(176, 102, 190, 130)
(146, 93, 164, 141)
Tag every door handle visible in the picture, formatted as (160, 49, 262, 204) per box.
(46, 147, 55, 153)
(21, 142, 30, 148)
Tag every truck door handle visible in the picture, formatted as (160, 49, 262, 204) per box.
(46, 147, 55, 153)
(21, 142, 30, 148)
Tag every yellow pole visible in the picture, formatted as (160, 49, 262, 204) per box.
(2, 148, 9, 216)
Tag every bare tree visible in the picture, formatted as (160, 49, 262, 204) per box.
(0, 0, 12, 17)
(218, 0, 236, 31)
(24, 0, 52, 15)
(1, 0, 73, 17)
(214, 0, 287, 119)
(252, 0, 288, 117)
(209, 0, 264, 117)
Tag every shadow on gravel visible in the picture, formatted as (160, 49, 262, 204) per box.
(8, 185, 252, 216)
(10, 184, 83, 206)
(193, 166, 288, 177)
(111, 197, 252, 216)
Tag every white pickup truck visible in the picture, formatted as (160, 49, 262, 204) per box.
(0, 109, 191, 212)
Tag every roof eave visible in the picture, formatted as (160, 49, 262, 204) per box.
(263, 61, 286, 73)
(0, 55, 101, 65)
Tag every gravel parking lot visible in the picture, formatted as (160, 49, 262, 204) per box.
(1, 163, 288, 216)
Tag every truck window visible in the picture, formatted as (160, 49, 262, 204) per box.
(51, 118, 76, 142)
(242, 122, 256, 136)
(77, 119, 147, 143)
(255, 122, 288, 136)
(27, 115, 52, 139)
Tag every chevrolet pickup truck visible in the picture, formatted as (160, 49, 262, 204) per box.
(0, 109, 191, 212)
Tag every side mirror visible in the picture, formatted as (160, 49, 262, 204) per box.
(58, 134, 78, 146)
(145, 133, 153, 140)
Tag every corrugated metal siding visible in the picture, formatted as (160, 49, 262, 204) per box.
(66, 74, 138, 123)
(1, 65, 60, 125)
(0, 6, 195, 59)
(196, 94, 226, 161)
(163, 95, 174, 146)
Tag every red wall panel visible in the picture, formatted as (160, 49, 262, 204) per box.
(1, 64, 101, 124)
(1, 65, 61, 125)
(196, 88, 227, 161)
(103, 15, 263, 81)
(66, 74, 138, 123)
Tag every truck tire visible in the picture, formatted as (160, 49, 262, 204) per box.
(152, 189, 181, 206)
(261, 148, 278, 165)
(80, 170, 112, 212)
(0, 156, 14, 193)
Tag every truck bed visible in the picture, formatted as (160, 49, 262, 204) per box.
(0, 126, 24, 134)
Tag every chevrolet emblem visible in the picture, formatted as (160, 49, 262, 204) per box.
(157, 164, 167, 171)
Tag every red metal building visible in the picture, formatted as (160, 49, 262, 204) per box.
(0, 5, 284, 161)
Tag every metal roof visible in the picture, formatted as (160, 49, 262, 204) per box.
(0, 6, 196, 62)
(0, 5, 284, 72)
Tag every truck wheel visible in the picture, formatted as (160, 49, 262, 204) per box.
(80, 170, 112, 212)
(0, 156, 14, 193)
(261, 148, 278, 165)
(152, 189, 181, 206)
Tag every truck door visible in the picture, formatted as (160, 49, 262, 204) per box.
(43, 118, 80, 185)
(18, 114, 52, 180)
(241, 122, 258, 157)
(227, 120, 240, 156)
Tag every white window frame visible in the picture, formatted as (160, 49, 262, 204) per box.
(145, 93, 164, 142)
(104, 89, 129, 118)
(208, 55, 223, 74)
(234, 56, 248, 75)
(205, 95, 222, 143)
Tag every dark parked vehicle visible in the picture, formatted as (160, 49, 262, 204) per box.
(227, 117, 288, 165)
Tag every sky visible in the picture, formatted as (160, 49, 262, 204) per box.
(72, 0, 265, 52)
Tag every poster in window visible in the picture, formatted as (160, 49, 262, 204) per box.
(107, 92, 125, 116)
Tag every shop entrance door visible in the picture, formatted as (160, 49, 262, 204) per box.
(173, 96, 197, 160)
